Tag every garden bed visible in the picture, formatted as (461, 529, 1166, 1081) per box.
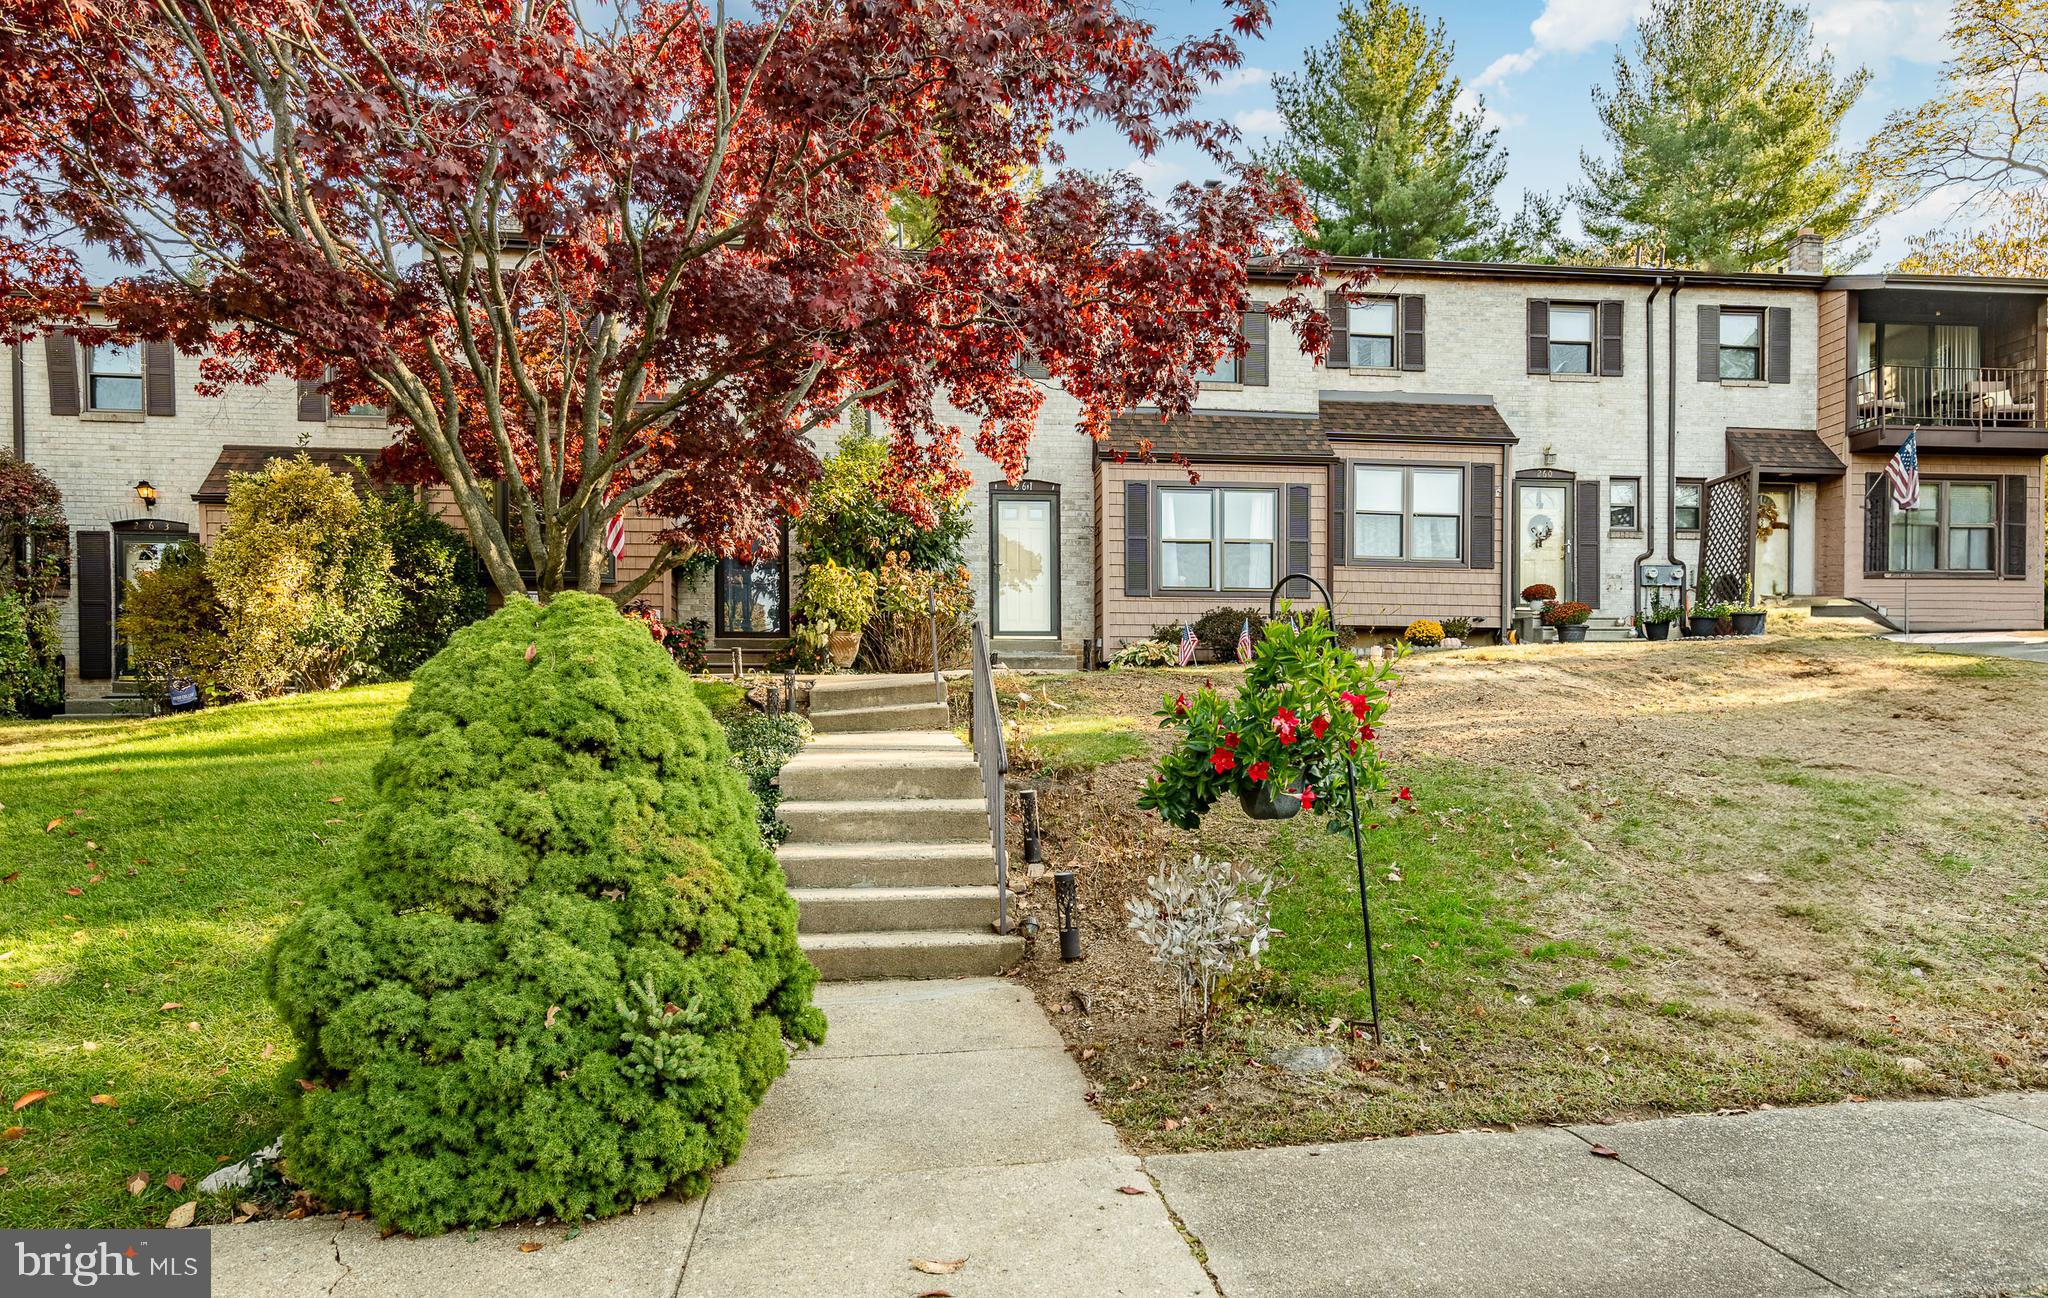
(998, 618, 2048, 1151)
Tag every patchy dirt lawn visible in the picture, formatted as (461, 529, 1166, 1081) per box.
(994, 615, 2048, 1151)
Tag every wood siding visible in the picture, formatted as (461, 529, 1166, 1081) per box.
(1331, 441, 1505, 629)
(1837, 451, 2044, 630)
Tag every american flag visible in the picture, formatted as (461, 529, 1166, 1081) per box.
(1177, 621, 1197, 666)
(1236, 618, 1253, 663)
(1885, 431, 1921, 512)
(603, 509, 627, 561)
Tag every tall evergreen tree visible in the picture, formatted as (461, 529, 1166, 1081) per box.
(1575, 0, 1873, 271)
(1261, 0, 1538, 260)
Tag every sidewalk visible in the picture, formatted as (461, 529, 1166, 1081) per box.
(210, 981, 2048, 1297)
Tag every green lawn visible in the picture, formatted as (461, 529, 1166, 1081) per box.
(0, 686, 405, 1228)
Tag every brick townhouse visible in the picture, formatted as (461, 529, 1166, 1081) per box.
(10, 246, 2045, 709)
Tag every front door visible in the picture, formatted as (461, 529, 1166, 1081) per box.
(1756, 487, 1794, 599)
(992, 491, 1058, 637)
(114, 529, 191, 681)
(1516, 481, 1571, 599)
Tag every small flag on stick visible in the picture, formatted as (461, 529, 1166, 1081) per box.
(1177, 622, 1197, 666)
(1236, 618, 1253, 664)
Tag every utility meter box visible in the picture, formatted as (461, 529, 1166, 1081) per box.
(1637, 563, 1685, 586)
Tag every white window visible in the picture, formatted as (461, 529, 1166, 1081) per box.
(88, 343, 143, 412)
(1548, 305, 1595, 374)
(1348, 300, 1398, 369)
(1196, 350, 1239, 385)
(1609, 478, 1640, 531)
(1675, 481, 1703, 532)
(1888, 479, 1999, 573)
(1351, 464, 1463, 562)
(1719, 309, 1763, 380)
(1158, 487, 1278, 592)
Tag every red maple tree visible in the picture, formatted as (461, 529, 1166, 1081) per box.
(0, 0, 1345, 602)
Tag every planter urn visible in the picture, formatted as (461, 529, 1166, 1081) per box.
(827, 629, 863, 669)
(1643, 620, 1672, 641)
(1238, 782, 1303, 821)
(1554, 623, 1589, 643)
(1685, 615, 1719, 639)
(1732, 611, 1766, 636)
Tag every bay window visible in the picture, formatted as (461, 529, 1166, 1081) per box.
(1158, 486, 1278, 592)
(1351, 464, 1463, 562)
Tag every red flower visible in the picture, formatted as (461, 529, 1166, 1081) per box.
(1347, 738, 1359, 755)
(1223, 731, 1240, 749)
(1247, 760, 1271, 782)
(1341, 691, 1369, 721)
(1395, 786, 1413, 801)
(1299, 786, 1316, 810)
(1361, 724, 1377, 741)
(1272, 707, 1298, 744)
(1173, 692, 1189, 716)
(1310, 715, 1330, 739)
(1210, 748, 1236, 774)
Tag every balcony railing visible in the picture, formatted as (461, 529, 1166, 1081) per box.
(1854, 364, 2043, 430)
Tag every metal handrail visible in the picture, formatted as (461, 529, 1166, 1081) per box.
(967, 618, 1010, 934)
(1853, 364, 2041, 429)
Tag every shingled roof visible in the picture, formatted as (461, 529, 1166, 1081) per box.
(1726, 427, 1845, 477)
(1101, 410, 1330, 463)
(192, 445, 388, 504)
(1319, 393, 1518, 444)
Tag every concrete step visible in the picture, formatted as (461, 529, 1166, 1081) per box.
(992, 640, 1082, 672)
(807, 701, 952, 734)
(63, 697, 150, 718)
(778, 840, 999, 888)
(779, 796, 987, 845)
(808, 675, 946, 714)
(792, 884, 1002, 934)
(804, 729, 968, 752)
(778, 751, 984, 801)
(800, 930, 1024, 981)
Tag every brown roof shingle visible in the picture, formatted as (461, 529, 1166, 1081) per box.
(1319, 395, 1518, 444)
(1101, 410, 1330, 463)
(1725, 427, 1844, 476)
(192, 445, 388, 504)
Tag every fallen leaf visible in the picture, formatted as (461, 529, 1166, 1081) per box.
(296, 1079, 322, 1092)
(1, 1127, 24, 1142)
(326, 796, 345, 804)
(165, 1173, 185, 1192)
(125, 1171, 149, 1195)
(91, 1094, 117, 1107)
(238, 1201, 262, 1218)
(85, 841, 98, 851)
(261, 1043, 275, 1059)
(44, 818, 61, 833)
(544, 1004, 560, 1028)
(1161, 1118, 1182, 1131)
(64, 887, 81, 896)
(1588, 1144, 1620, 1159)
(1116, 1185, 1147, 1195)
(910, 1258, 965, 1276)
(0, 871, 17, 884)
(160, 1002, 181, 1012)
(517, 1242, 543, 1254)
(524, 642, 537, 662)
(80, 1041, 97, 1051)
(12, 1091, 49, 1112)
(915, 1291, 952, 1298)
(165, 1201, 196, 1229)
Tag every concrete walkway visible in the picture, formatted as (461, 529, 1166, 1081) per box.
(1888, 629, 2048, 665)
(210, 985, 2048, 1298)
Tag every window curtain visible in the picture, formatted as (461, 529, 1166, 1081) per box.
(1932, 324, 1980, 386)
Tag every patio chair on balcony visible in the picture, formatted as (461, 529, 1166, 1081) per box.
(1967, 377, 2037, 425)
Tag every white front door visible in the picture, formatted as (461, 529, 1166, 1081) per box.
(993, 494, 1057, 637)
(1757, 487, 1793, 599)
(1516, 481, 1571, 599)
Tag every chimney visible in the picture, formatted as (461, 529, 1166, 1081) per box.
(1787, 228, 1824, 275)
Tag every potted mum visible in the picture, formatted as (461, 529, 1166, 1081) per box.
(1138, 606, 1401, 828)
(1440, 616, 1472, 648)
(1404, 617, 1444, 648)
(1542, 599, 1592, 643)
(799, 559, 877, 669)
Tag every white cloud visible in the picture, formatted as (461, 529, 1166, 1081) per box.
(1806, 0, 1951, 69)
(1452, 86, 1516, 133)
(1123, 157, 1186, 199)
(1233, 107, 1286, 135)
(1211, 66, 1273, 94)
(1476, 0, 1651, 90)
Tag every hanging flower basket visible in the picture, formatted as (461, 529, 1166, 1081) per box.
(1238, 782, 1303, 821)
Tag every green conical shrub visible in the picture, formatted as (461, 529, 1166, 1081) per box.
(267, 593, 823, 1234)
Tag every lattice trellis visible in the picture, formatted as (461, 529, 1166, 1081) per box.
(1700, 469, 1756, 604)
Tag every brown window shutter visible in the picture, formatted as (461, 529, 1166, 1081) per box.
(1330, 460, 1349, 567)
(1598, 300, 1624, 377)
(76, 530, 113, 681)
(45, 331, 80, 416)
(1526, 300, 1550, 374)
(1468, 462, 1496, 570)
(144, 341, 176, 416)
(1863, 473, 1889, 575)
(1696, 305, 1721, 381)
(1241, 311, 1270, 386)
(2004, 474, 2029, 577)
(1766, 306, 1792, 384)
(1286, 483, 1312, 579)
(1574, 481, 1602, 604)
(1325, 291, 1350, 368)
(1123, 481, 1151, 596)
(297, 378, 328, 422)
(1400, 296, 1425, 371)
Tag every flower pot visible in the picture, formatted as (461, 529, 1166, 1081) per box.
(1643, 620, 1672, 641)
(1554, 623, 1588, 643)
(1732, 611, 1766, 636)
(1238, 782, 1302, 821)
(1685, 616, 1718, 639)
(1441, 637, 1463, 649)
(827, 629, 862, 668)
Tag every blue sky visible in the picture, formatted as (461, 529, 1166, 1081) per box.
(1061, 0, 1959, 267)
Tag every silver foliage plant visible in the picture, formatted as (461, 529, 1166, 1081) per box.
(1125, 854, 1277, 1026)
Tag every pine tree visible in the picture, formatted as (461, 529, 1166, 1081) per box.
(1575, 0, 1872, 271)
(1261, 0, 1543, 260)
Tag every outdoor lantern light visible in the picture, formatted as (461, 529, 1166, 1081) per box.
(134, 480, 158, 508)
(1019, 789, 1044, 871)
(1054, 870, 1081, 961)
